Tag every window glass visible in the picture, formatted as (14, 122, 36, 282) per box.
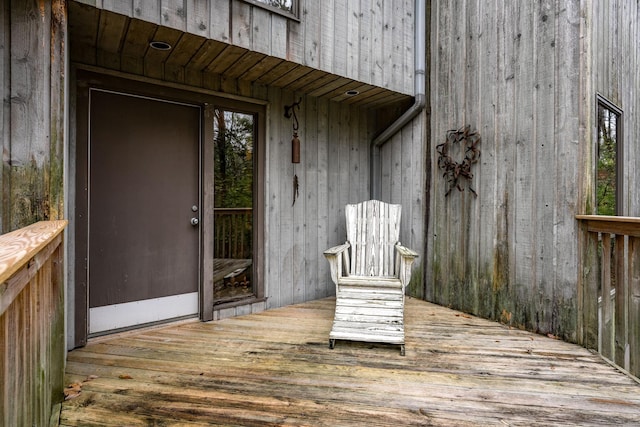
(243, 0, 297, 18)
(596, 98, 622, 216)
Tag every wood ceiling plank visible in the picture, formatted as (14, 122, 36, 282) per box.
(121, 18, 157, 58)
(223, 51, 268, 79)
(187, 39, 228, 72)
(238, 56, 284, 82)
(307, 77, 351, 98)
(254, 61, 298, 85)
(283, 69, 328, 92)
(204, 45, 248, 75)
(269, 65, 314, 88)
(166, 33, 207, 68)
(97, 9, 128, 54)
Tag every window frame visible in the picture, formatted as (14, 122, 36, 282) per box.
(595, 94, 624, 216)
(241, 0, 300, 21)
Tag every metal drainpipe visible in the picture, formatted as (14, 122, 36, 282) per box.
(370, 0, 426, 200)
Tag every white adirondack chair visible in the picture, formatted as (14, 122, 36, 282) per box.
(324, 200, 418, 355)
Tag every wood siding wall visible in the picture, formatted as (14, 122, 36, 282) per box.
(590, 1, 640, 217)
(74, 0, 415, 96)
(0, 1, 67, 233)
(379, 114, 427, 298)
(428, 1, 584, 340)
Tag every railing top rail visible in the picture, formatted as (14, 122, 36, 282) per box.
(0, 220, 67, 284)
(576, 215, 640, 237)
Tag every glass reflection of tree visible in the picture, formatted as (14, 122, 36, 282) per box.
(596, 105, 618, 216)
(214, 110, 254, 209)
(260, 0, 293, 12)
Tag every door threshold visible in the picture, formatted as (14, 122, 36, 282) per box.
(88, 315, 199, 342)
(89, 292, 199, 335)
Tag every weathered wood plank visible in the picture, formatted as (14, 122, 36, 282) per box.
(61, 298, 640, 426)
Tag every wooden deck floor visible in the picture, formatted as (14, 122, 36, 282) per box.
(59, 298, 640, 426)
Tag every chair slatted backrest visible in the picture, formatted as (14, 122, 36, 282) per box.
(345, 200, 401, 277)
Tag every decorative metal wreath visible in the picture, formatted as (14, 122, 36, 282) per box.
(436, 125, 481, 197)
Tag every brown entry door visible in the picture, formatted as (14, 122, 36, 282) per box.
(88, 89, 200, 334)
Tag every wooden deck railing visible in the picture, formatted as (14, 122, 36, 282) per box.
(0, 220, 67, 426)
(577, 215, 640, 379)
(214, 208, 252, 259)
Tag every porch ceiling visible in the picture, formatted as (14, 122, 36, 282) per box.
(68, 2, 413, 109)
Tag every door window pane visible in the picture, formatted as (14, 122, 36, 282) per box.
(213, 109, 255, 301)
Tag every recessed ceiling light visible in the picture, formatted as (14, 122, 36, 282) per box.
(345, 90, 360, 96)
(149, 41, 172, 51)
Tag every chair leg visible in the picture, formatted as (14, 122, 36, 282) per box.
(400, 344, 405, 356)
(329, 339, 335, 349)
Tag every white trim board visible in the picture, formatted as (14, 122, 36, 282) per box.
(89, 292, 198, 335)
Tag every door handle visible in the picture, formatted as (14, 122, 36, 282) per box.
(190, 217, 199, 226)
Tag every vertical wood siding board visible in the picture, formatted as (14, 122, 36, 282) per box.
(185, 0, 210, 37)
(50, 0, 65, 221)
(534, 0, 557, 333)
(101, 0, 133, 16)
(160, 0, 188, 31)
(332, 1, 347, 77)
(304, 96, 319, 300)
(292, 92, 305, 304)
(428, 0, 440, 301)
(400, 124, 412, 271)
(317, 98, 330, 296)
(252, 7, 271, 55)
(231, 1, 252, 50)
(348, 106, 358, 205)
(358, 0, 371, 85)
(269, 14, 286, 59)
(281, 90, 295, 306)
(208, 0, 229, 42)
(132, 0, 161, 24)
(442, 0, 455, 305)
(327, 102, 342, 275)
(318, 0, 334, 72)
(462, 0, 476, 305)
(512, 0, 535, 325)
(303, 0, 320, 69)
(370, 0, 383, 87)
(265, 86, 280, 308)
(553, 1, 581, 339)
(345, 0, 359, 80)
(381, 0, 393, 88)
(404, 0, 414, 94)
(390, 0, 403, 90)
(339, 103, 351, 238)
(412, 115, 425, 295)
(448, 0, 465, 307)
(473, 0, 494, 310)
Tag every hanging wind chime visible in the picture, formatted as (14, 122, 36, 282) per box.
(284, 98, 302, 205)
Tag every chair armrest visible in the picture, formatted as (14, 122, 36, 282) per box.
(324, 242, 350, 285)
(395, 244, 418, 288)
